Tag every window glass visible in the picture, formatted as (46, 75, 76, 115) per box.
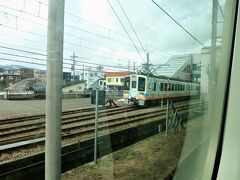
(124, 77, 130, 90)
(0, 1, 236, 180)
(132, 81, 136, 88)
(160, 83, 164, 91)
(138, 77, 146, 91)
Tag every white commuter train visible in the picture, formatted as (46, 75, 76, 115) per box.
(123, 74, 200, 106)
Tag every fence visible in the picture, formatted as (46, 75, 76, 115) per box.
(105, 90, 123, 100)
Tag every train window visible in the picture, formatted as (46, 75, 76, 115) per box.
(165, 83, 168, 91)
(160, 83, 164, 91)
(138, 77, 145, 91)
(2, 0, 239, 180)
(124, 77, 130, 90)
(132, 81, 136, 88)
(153, 82, 157, 91)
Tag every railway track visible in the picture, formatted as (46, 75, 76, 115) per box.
(0, 106, 122, 125)
(0, 102, 204, 153)
(0, 106, 138, 145)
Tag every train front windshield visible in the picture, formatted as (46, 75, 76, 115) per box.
(138, 77, 145, 91)
(124, 77, 130, 90)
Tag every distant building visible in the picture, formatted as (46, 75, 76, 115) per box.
(155, 54, 201, 82)
(0, 68, 35, 89)
(5, 68, 35, 80)
(105, 71, 130, 90)
(34, 70, 46, 82)
(0, 73, 21, 88)
(90, 78, 106, 90)
(62, 81, 86, 93)
(80, 67, 105, 89)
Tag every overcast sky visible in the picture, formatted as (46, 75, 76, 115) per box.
(0, 0, 225, 73)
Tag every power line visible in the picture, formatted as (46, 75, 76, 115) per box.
(151, 0, 210, 51)
(217, 0, 224, 18)
(0, 3, 171, 58)
(0, 9, 148, 60)
(0, 5, 141, 53)
(0, 23, 140, 63)
(0, 46, 134, 70)
(106, 0, 146, 63)
(117, 0, 147, 55)
(32, 0, 169, 54)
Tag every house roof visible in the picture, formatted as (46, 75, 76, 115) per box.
(105, 71, 130, 77)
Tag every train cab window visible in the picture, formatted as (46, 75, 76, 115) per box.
(138, 77, 146, 91)
(132, 81, 136, 89)
(124, 77, 130, 90)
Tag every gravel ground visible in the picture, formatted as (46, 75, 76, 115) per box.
(61, 115, 206, 180)
(61, 130, 186, 180)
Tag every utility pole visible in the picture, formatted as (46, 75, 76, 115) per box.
(209, 0, 218, 98)
(128, 60, 130, 72)
(82, 64, 85, 80)
(45, 0, 65, 180)
(133, 61, 135, 73)
(70, 51, 77, 81)
(146, 52, 150, 76)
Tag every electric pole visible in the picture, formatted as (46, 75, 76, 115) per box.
(70, 51, 77, 81)
(45, 0, 65, 179)
(82, 64, 85, 81)
(209, 0, 218, 97)
(133, 61, 135, 73)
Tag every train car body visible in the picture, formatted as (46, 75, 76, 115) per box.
(123, 74, 199, 106)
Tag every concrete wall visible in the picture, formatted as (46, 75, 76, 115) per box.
(62, 83, 85, 93)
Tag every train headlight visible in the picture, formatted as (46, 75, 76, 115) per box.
(123, 93, 129, 98)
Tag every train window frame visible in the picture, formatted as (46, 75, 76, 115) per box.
(124, 77, 130, 90)
(160, 82, 164, 91)
(132, 81, 136, 89)
(164, 83, 168, 91)
(153, 82, 157, 91)
(138, 77, 146, 91)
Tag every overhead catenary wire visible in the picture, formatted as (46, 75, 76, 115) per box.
(31, 0, 169, 56)
(106, 0, 146, 63)
(0, 46, 135, 70)
(0, 9, 146, 62)
(0, 5, 168, 58)
(217, 0, 224, 18)
(0, 23, 140, 64)
(116, 0, 147, 55)
(0, 2, 172, 64)
(151, 0, 210, 51)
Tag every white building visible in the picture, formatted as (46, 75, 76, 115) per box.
(155, 54, 201, 82)
(79, 67, 105, 89)
(62, 81, 85, 93)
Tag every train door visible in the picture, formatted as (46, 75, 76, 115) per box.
(130, 75, 138, 99)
